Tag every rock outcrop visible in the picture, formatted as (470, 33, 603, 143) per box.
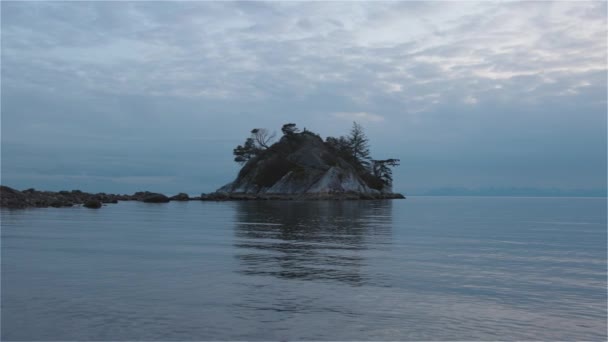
(0, 187, 193, 209)
(83, 199, 102, 209)
(213, 131, 404, 200)
(170, 193, 190, 201)
(142, 193, 170, 203)
(0, 186, 122, 209)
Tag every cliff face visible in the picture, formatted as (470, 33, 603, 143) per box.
(217, 132, 403, 199)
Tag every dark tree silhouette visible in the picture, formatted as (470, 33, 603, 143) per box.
(233, 128, 277, 164)
(371, 158, 400, 185)
(325, 136, 352, 159)
(347, 122, 371, 168)
(233, 137, 259, 164)
(251, 128, 275, 149)
(281, 123, 299, 135)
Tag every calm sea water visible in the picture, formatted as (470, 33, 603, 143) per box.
(1, 197, 606, 341)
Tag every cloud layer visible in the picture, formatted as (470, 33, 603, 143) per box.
(2, 1, 606, 194)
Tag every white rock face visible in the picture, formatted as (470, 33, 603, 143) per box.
(305, 167, 379, 194)
(265, 171, 316, 193)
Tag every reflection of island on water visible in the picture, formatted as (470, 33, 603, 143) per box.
(233, 200, 393, 285)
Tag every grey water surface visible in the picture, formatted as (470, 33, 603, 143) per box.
(1, 197, 606, 341)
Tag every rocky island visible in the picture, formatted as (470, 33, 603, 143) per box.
(0, 122, 403, 209)
(203, 122, 404, 200)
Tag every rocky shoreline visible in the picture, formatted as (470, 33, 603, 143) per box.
(0, 186, 189, 209)
(201, 192, 405, 201)
(0, 186, 404, 209)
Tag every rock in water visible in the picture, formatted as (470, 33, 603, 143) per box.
(0, 186, 28, 208)
(83, 199, 102, 209)
(142, 193, 170, 203)
(170, 193, 190, 201)
(214, 131, 404, 200)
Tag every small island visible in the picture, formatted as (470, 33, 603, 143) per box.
(204, 122, 404, 200)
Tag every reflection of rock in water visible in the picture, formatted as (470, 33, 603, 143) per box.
(233, 201, 392, 285)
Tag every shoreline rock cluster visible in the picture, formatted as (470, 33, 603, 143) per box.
(0, 186, 194, 209)
(0, 186, 404, 209)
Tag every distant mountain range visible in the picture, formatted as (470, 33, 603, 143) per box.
(414, 187, 607, 197)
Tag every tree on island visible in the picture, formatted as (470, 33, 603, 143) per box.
(251, 128, 275, 149)
(347, 121, 371, 168)
(233, 137, 258, 164)
(325, 136, 352, 159)
(233, 128, 276, 164)
(371, 158, 400, 186)
(281, 123, 299, 135)
(325, 121, 371, 169)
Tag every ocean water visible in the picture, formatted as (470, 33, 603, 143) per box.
(1, 197, 606, 341)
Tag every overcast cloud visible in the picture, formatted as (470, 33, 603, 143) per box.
(1, 1, 606, 194)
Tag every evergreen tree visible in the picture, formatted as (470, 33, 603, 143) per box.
(281, 123, 299, 135)
(371, 158, 400, 186)
(233, 137, 259, 164)
(347, 122, 371, 168)
(325, 136, 352, 158)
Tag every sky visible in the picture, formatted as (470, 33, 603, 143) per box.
(1, 1, 606, 195)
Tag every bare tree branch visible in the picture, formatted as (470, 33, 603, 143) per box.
(251, 128, 276, 149)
